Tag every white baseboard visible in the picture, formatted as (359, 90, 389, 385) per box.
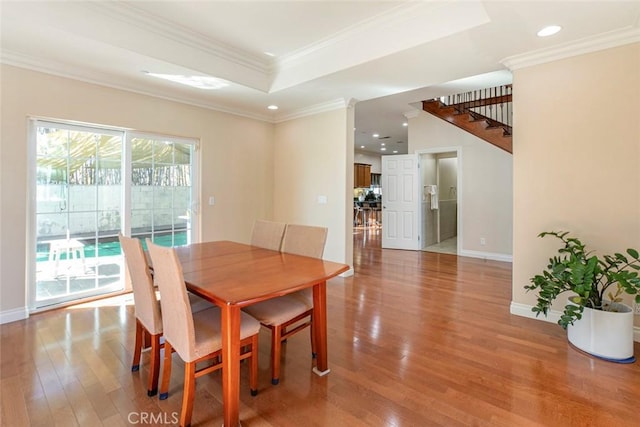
(459, 249, 513, 263)
(339, 267, 354, 278)
(511, 302, 640, 343)
(0, 306, 29, 324)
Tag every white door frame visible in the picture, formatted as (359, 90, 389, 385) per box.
(415, 147, 462, 255)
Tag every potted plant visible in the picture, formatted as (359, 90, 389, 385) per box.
(525, 231, 640, 362)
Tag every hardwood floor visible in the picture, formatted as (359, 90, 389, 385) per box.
(2, 228, 640, 426)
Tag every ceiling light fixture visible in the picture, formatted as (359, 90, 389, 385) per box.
(393, 150, 398, 154)
(267, 105, 278, 110)
(381, 147, 386, 151)
(402, 122, 408, 127)
(360, 145, 365, 149)
(373, 133, 379, 138)
(381, 143, 385, 146)
(264, 51, 276, 57)
(144, 72, 229, 90)
(537, 25, 562, 37)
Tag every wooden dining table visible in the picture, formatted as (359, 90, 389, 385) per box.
(172, 240, 349, 426)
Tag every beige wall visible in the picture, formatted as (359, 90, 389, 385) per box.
(0, 65, 274, 316)
(409, 111, 513, 258)
(512, 43, 640, 325)
(273, 108, 353, 266)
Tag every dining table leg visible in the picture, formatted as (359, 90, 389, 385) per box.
(221, 304, 241, 426)
(311, 281, 330, 376)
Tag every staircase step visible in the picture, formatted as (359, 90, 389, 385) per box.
(422, 100, 512, 154)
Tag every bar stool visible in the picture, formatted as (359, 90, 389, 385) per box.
(372, 204, 382, 227)
(361, 202, 372, 226)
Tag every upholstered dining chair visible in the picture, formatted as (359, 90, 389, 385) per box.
(146, 240, 261, 427)
(119, 234, 164, 397)
(242, 223, 328, 385)
(250, 219, 286, 250)
(119, 234, 213, 397)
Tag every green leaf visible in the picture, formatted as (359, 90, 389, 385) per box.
(615, 253, 629, 263)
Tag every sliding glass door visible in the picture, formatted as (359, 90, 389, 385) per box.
(34, 122, 124, 307)
(129, 134, 196, 248)
(31, 121, 198, 309)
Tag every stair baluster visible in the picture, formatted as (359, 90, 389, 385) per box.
(421, 84, 513, 153)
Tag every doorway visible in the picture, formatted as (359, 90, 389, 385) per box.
(30, 120, 199, 309)
(419, 149, 460, 255)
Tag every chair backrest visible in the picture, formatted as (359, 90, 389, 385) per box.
(281, 224, 328, 259)
(119, 234, 162, 335)
(251, 220, 286, 251)
(146, 240, 197, 361)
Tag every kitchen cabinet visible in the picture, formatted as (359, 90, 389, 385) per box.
(354, 163, 371, 188)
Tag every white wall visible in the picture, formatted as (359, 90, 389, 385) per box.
(438, 156, 458, 241)
(353, 151, 382, 173)
(273, 108, 353, 267)
(438, 156, 457, 201)
(409, 112, 512, 260)
(420, 154, 437, 247)
(511, 42, 640, 329)
(0, 65, 274, 321)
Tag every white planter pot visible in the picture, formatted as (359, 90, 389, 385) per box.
(566, 301, 634, 361)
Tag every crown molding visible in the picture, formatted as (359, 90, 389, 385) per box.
(501, 26, 640, 71)
(270, 1, 489, 92)
(88, 2, 271, 74)
(276, 2, 422, 71)
(346, 98, 358, 110)
(2, 51, 354, 125)
(1, 50, 272, 123)
(274, 98, 350, 123)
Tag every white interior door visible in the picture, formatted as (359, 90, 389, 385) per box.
(382, 154, 421, 250)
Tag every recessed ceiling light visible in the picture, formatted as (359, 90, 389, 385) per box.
(267, 105, 278, 110)
(402, 122, 408, 127)
(381, 147, 386, 151)
(393, 150, 398, 154)
(537, 25, 562, 37)
(144, 72, 229, 90)
(360, 145, 365, 149)
(381, 143, 385, 146)
(372, 133, 379, 138)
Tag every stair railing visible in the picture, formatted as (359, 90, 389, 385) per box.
(439, 84, 512, 135)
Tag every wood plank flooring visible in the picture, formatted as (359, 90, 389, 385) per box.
(2, 228, 639, 426)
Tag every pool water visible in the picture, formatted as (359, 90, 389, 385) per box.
(36, 232, 187, 262)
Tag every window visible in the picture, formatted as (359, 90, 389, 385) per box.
(30, 120, 199, 309)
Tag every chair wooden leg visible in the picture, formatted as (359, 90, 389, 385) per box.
(180, 361, 196, 427)
(132, 319, 144, 371)
(310, 315, 317, 359)
(271, 326, 282, 385)
(147, 333, 161, 396)
(143, 327, 152, 349)
(250, 334, 258, 396)
(159, 341, 173, 400)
